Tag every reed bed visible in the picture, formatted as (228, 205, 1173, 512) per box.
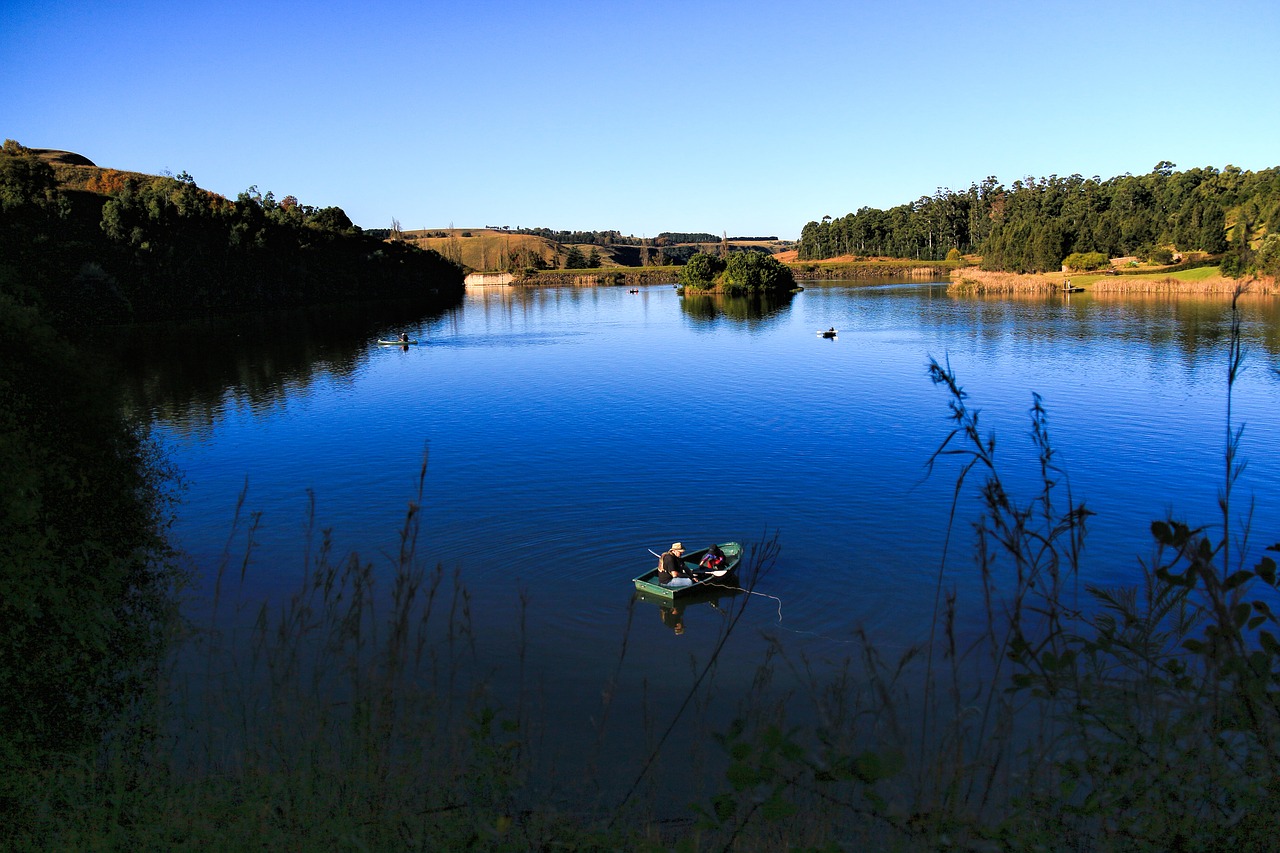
(951, 266, 1279, 296)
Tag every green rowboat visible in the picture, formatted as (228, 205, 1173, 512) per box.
(632, 542, 743, 601)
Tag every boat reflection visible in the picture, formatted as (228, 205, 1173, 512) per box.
(633, 587, 740, 636)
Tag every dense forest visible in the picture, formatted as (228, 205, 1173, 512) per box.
(797, 162, 1280, 277)
(0, 140, 464, 324)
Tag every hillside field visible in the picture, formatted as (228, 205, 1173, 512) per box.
(407, 229, 791, 272)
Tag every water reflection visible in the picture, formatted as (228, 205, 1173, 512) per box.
(95, 296, 460, 438)
(679, 289, 796, 327)
(938, 288, 1280, 358)
(634, 590, 738, 637)
(805, 280, 1280, 365)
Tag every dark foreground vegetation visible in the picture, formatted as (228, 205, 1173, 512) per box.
(0, 140, 464, 324)
(798, 161, 1280, 278)
(0, 293, 181, 820)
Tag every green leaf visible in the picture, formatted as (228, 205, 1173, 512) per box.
(852, 751, 890, 784)
(760, 791, 798, 822)
(726, 762, 760, 791)
(1257, 557, 1277, 587)
(712, 793, 736, 823)
(1224, 570, 1254, 591)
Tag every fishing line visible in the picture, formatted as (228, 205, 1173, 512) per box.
(703, 580, 906, 648)
(701, 581, 784, 622)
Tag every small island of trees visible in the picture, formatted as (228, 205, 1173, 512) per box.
(678, 250, 797, 293)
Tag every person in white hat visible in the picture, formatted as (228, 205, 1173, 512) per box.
(658, 542, 694, 587)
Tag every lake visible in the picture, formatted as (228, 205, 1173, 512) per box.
(108, 278, 1280, 793)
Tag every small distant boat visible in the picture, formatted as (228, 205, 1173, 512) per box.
(819, 328, 838, 338)
(632, 542, 743, 601)
(378, 339, 420, 345)
(1063, 286, 1085, 294)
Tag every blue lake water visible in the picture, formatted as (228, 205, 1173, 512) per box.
(115, 279, 1280, 776)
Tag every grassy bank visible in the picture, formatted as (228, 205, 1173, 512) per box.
(513, 267, 680, 287)
(787, 258, 958, 281)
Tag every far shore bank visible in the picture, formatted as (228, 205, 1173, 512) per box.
(469, 259, 1278, 297)
(949, 266, 1279, 297)
(510, 267, 679, 287)
(493, 260, 956, 287)
(788, 259, 957, 281)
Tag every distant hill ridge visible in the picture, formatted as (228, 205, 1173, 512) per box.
(18, 145, 793, 274)
(1, 140, 465, 323)
(30, 148, 97, 167)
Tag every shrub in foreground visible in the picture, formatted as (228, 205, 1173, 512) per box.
(0, 294, 180, 803)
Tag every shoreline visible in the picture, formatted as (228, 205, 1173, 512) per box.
(511, 267, 679, 287)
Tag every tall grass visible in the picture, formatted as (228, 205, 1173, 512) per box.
(11, 290, 1280, 850)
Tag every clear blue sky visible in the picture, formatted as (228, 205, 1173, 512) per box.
(5, 0, 1278, 240)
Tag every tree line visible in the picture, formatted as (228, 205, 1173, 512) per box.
(1, 140, 465, 324)
(476, 228, 780, 251)
(503, 226, 645, 246)
(797, 162, 1280, 277)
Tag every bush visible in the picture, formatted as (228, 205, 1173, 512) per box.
(0, 295, 179, 782)
(1221, 252, 1243, 278)
(719, 251, 796, 293)
(678, 252, 725, 289)
(1255, 234, 1280, 278)
(1148, 246, 1174, 265)
(1063, 251, 1109, 272)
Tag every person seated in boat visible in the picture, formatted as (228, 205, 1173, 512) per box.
(699, 543, 725, 572)
(658, 542, 695, 587)
(399, 331, 410, 343)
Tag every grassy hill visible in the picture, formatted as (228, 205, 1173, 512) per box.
(406, 228, 792, 272)
(3, 142, 464, 322)
(405, 229, 564, 271)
